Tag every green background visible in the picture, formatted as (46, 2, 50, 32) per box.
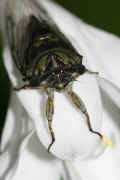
(0, 0, 120, 138)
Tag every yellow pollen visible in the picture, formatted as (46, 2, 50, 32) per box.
(102, 133, 114, 148)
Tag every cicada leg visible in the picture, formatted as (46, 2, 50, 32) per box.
(45, 88, 55, 152)
(13, 85, 32, 91)
(85, 69, 99, 75)
(66, 83, 102, 138)
(13, 85, 41, 91)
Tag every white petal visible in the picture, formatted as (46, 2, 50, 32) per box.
(0, 92, 34, 179)
(0, 0, 113, 161)
(98, 77, 120, 110)
(0, 92, 61, 180)
(71, 78, 120, 180)
(10, 133, 61, 180)
(1, 0, 120, 172)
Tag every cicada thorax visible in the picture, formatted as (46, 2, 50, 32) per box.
(21, 15, 85, 91)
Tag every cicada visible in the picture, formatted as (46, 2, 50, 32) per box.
(5, 0, 102, 152)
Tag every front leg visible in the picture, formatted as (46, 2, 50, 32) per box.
(85, 69, 99, 75)
(13, 85, 40, 91)
(66, 83, 103, 138)
(45, 88, 55, 152)
(66, 83, 113, 147)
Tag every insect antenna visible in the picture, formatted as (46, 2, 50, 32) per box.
(45, 88, 55, 152)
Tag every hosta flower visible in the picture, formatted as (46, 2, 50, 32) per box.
(0, 0, 120, 180)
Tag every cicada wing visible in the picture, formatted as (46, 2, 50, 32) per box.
(4, 0, 52, 74)
(5, 15, 29, 73)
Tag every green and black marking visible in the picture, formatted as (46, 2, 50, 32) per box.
(6, 13, 102, 152)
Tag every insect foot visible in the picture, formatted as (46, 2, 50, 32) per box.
(45, 88, 55, 152)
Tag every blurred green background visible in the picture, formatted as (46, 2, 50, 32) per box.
(0, 0, 120, 139)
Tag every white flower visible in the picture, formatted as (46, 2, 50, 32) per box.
(1, 0, 120, 180)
